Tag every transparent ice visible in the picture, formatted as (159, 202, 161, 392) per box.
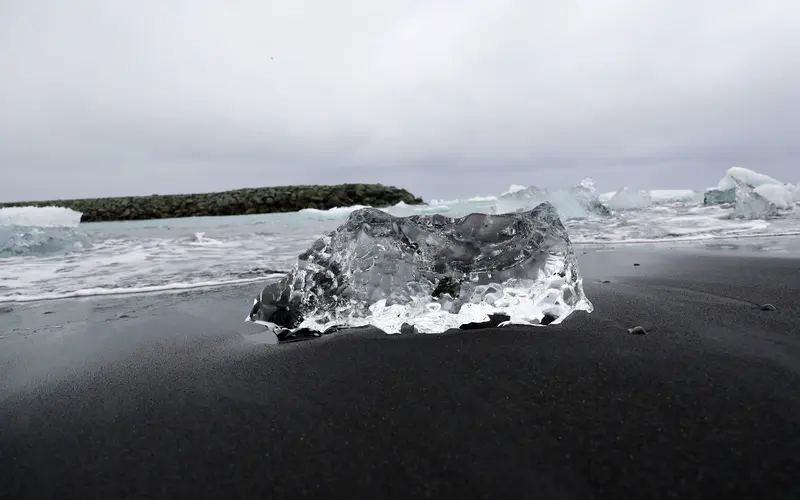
(732, 179, 779, 220)
(605, 187, 653, 210)
(246, 203, 593, 335)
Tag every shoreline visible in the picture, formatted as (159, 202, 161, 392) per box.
(3, 235, 800, 306)
(0, 183, 424, 222)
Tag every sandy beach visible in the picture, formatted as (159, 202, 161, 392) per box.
(2, 244, 799, 499)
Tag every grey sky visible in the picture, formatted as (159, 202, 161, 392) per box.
(2, 0, 799, 202)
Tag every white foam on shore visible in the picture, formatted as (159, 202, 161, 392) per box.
(574, 229, 800, 246)
(0, 275, 284, 303)
(299, 205, 371, 219)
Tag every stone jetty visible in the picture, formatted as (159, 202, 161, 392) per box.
(0, 184, 424, 222)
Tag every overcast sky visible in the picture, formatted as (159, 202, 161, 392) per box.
(1, 0, 799, 202)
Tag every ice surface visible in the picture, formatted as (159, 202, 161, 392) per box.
(246, 204, 593, 335)
(493, 184, 610, 220)
(717, 167, 783, 190)
(753, 184, 794, 209)
(579, 178, 597, 193)
(605, 187, 653, 210)
(733, 179, 779, 219)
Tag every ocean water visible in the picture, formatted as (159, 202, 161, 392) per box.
(2, 185, 800, 304)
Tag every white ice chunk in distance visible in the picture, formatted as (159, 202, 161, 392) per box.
(579, 178, 597, 193)
(494, 184, 610, 220)
(0, 206, 83, 228)
(732, 179, 779, 219)
(717, 167, 783, 190)
(246, 204, 593, 336)
(605, 187, 653, 210)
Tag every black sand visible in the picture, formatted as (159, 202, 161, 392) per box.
(1, 248, 800, 499)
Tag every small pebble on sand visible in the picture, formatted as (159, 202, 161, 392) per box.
(628, 326, 648, 335)
(760, 303, 777, 311)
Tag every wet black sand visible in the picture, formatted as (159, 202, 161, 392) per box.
(1, 248, 800, 499)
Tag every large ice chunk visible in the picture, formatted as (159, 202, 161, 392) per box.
(0, 206, 89, 257)
(706, 167, 789, 206)
(605, 187, 653, 210)
(732, 179, 779, 219)
(246, 204, 593, 337)
(493, 183, 610, 219)
(717, 167, 783, 191)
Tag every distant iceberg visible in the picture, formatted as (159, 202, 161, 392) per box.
(717, 167, 784, 190)
(605, 187, 653, 210)
(493, 181, 610, 219)
(706, 167, 794, 209)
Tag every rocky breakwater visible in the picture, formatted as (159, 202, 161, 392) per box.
(0, 184, 424, 223)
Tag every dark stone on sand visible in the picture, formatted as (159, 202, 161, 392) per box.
(601, 280, 612, 284)
(760, 303, 777, 311)
(400, 323, 418, 334)
(628, 325, 648, 335)
(0, 306, 12, 314)
(0, 184, 425, 222)
(633, 263, 641, 266)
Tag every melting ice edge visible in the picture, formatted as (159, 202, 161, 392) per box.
(245, 202, 593, 337)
